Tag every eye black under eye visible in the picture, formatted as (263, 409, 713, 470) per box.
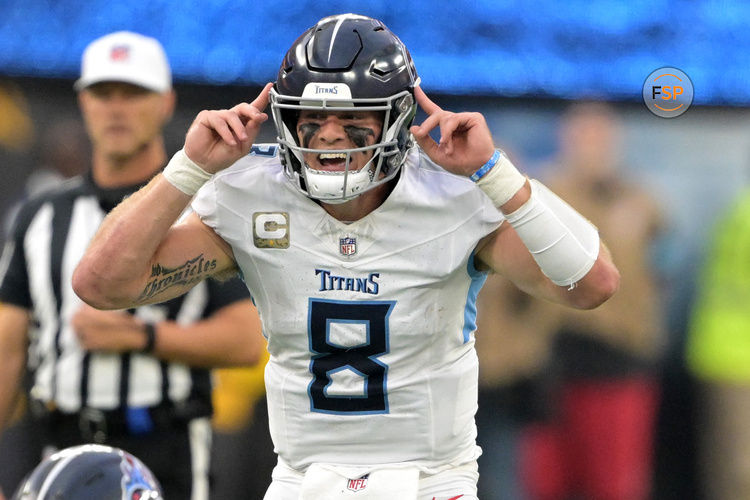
(298, 123, 321, 147)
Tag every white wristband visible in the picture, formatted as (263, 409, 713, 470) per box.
(475, 150, 527, 207)
(506, 179, 600, 288)
(162, 149, 213, 196)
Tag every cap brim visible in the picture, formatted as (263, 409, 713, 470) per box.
(73, 76, 169, 93)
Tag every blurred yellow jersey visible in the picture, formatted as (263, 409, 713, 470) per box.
(212, 348, 269, 432)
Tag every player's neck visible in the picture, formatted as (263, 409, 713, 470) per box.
(91, 138, 167, 188)
(320, 181, 393, 222)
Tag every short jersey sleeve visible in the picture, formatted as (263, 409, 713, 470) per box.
(0, 201, 38, 309)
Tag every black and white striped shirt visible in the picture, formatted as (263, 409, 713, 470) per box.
(0, 172, 250, 415)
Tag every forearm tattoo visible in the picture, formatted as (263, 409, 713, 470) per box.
(138, 254, 217, 301)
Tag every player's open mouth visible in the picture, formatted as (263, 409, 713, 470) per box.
(317, 152, 348, 170)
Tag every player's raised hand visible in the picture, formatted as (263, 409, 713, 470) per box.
(184, 82, 273, 173)
(409, 86, 496, 177)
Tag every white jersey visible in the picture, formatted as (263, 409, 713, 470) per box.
(193, 145, 503, 472)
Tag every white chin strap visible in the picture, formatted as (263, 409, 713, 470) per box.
(303, 161, 374, 203)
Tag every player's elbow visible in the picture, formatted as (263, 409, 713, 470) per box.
(223, 338, 264, 367)
(237, 343, 265, 367)
(570, 259, 620, 310)
(72, 263, 128, 310)
(245, 334, 267, 366)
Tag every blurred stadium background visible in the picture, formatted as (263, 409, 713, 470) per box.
(1, 1, 748, 498)
(2, 0, 747, 257)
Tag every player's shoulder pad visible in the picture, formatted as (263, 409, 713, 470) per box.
(414, 148, 449, 174)
(218, 143, 280, 179)
(414, 147, 471, 182)
(246, 143, 279, 158)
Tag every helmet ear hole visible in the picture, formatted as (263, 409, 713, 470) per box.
(396, 94, 414, 115)
(387, 152, 402, 169)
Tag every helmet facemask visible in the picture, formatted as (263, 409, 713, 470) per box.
(271, 87, 416, 203)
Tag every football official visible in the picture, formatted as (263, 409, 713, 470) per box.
(0, 32, 263, 500)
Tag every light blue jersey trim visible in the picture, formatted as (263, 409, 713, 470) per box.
(463, 252, 488, 343)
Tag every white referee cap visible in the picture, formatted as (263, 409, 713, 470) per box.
(74, 31, 172, 93)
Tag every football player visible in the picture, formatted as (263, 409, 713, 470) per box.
(73, 13, 619, 499)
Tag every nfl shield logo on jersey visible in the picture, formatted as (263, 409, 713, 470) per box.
(347, 474, 369, 492)
(340, 236, 357, 256)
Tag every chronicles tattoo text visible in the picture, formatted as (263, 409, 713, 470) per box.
(139, 254, 217, 301)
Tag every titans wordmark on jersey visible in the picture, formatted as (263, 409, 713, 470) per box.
(192, 145, 503, 472)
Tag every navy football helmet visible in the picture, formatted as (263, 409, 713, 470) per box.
(12, 444, 162, 500)
(270, 13, 420, 203)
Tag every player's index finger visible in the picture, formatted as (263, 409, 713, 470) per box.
(414, 86, 441, 115)
(251, 82, 274, 111)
